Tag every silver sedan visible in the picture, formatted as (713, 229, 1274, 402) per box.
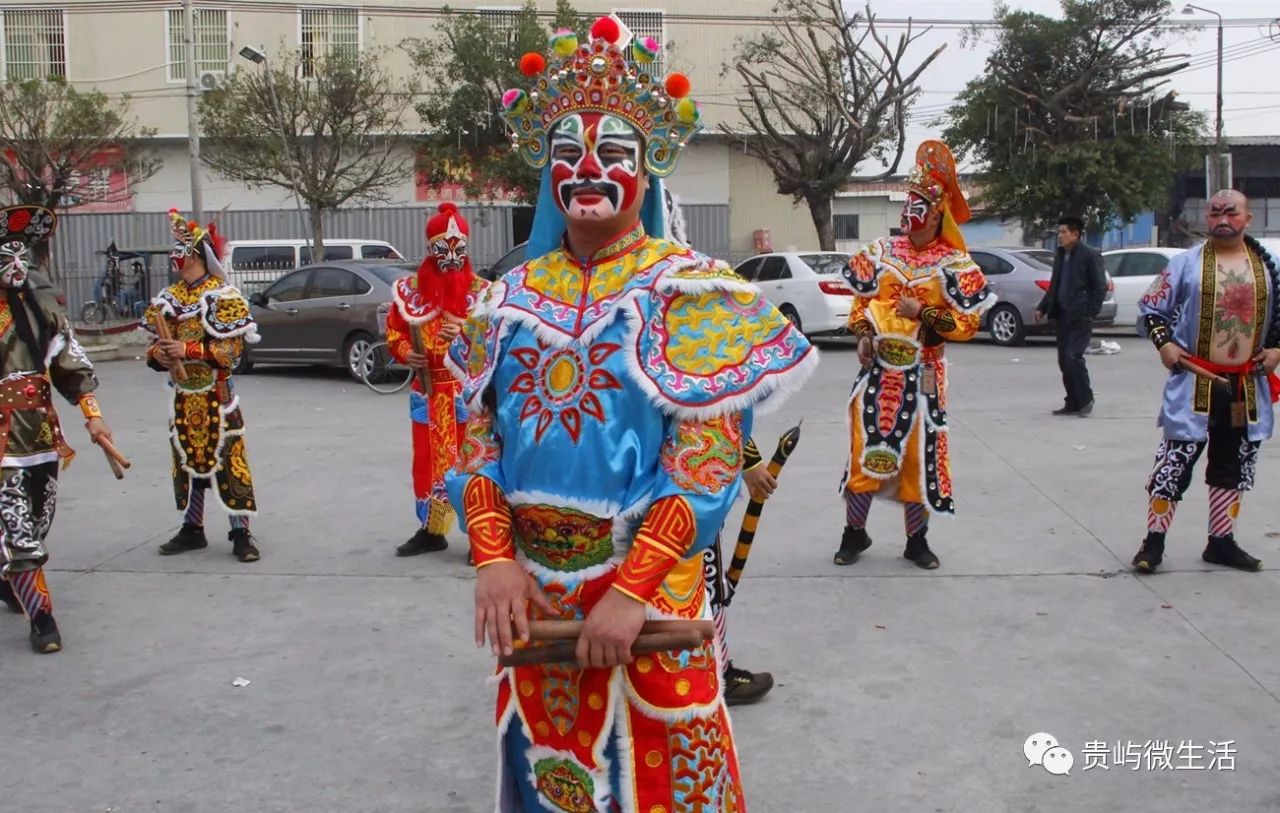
(973, 246, 1117, 346)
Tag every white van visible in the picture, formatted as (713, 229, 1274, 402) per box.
(223, 238, 405, 295)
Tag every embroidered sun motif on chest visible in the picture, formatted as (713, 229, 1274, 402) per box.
(508, 341, 624, 443)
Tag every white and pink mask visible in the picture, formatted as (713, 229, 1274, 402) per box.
(550, 112, 643, 221)
(901, 192, 936, 234)
(0, 240, 31, 289)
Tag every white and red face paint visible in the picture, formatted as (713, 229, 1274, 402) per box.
(170, 239, 197, 273)
(428, 214, 469, 272)
(901, 192, 936, 234)
(0, 240, 30, 288)
(550, 112, 643, 221)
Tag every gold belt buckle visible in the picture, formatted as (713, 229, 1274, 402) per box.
(876, 338, 919, 368)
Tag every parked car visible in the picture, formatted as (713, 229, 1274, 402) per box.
(481, 242, 528, 281)
(241, 260, 413, 380)
(1102, 247, 1185, 334)
(224, 239, 404, 296)
(731, 251, 854, 336)
(972, 246, 1117, 346)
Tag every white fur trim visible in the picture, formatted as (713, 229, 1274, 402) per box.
(506, 489, 622, 519)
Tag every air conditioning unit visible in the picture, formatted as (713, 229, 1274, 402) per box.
(198, 71, 223, 91)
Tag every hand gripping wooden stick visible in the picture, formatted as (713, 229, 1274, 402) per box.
(149, 313, 188, 382)
(94, 436, 131, 480)
(409, 325, 431, 393)
(498, 620, 715, 667)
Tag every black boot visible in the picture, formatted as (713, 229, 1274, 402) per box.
(833, 526, 872, 565)
(903, 530, 939, 569)
(723, 661, 774, 706)
(0, 579, 22, 614)
(396, 528, 448, 557)
(230, 528, 261, 563)
(29, 610, 61, 653)
(159, 522, 209, 555)
(1132, 531, 1165, 574)
(1202, 534, 1262, 572)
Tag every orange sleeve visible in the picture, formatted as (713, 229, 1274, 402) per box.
(462, 476, 517, 569)
(612, 496, 696, 603)
(384, 306, 413, 364)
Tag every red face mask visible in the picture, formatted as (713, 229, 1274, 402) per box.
(549, 112, 643, 221)
(428, 214, 469, 273)
(901, 192, 935, 234)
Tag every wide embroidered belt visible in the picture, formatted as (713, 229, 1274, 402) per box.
(0, 374, 73, 464)
(511, 503, 616, 573)
(875, 338, 944, 368)
(428, 367, 456, 385)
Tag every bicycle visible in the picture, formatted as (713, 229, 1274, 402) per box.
(359, 339, 414, 394)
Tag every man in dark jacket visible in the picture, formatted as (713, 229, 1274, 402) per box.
(1035, 215, 1107, 416)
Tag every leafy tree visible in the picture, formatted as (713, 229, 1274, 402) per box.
(0, 78, 160, 273)
(408, 0, 585, 204)
(943, 0, 1205, 235)
(724, 1, 945, 249)
(199, 49, 417, 260)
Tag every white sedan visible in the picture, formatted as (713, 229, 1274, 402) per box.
(1102, 247, 1185, 333)
(731, 251, 854, 336)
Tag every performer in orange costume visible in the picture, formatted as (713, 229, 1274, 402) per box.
(384, 202, 488, 556)
(835, 141, 993, 571)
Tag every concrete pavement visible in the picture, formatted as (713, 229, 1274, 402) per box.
(5, 333, 1280, 812)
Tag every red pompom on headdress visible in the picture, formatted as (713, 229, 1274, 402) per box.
(519, 52, 547, 77)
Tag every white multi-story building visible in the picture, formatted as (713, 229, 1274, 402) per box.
(1, 0, 844, 266)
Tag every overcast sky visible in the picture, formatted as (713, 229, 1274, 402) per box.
(855, 0, 1280, 174)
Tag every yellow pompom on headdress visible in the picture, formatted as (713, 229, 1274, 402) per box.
(906, 140, 970, 252)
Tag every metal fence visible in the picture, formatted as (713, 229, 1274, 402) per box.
(46, 203, 731, 328)
(48, 203, 732, 275)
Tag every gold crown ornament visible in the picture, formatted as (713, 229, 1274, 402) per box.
(501, 14, 702, 177)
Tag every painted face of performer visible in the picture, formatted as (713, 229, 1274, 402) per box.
(1206, 189, 1251, 242)
(428, 216, 469, 273)
(550, 112, 647, 224)
(170, 238, 195, 273)
(901, 192, 940, 236)
(0, 240, 30, 288)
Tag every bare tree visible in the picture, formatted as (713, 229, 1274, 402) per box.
(199, 49, 417, 260)
(0, 78, 161, 274)
(724, 1, 945, 249)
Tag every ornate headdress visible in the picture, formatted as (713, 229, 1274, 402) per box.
(0, 205, 56, 289)
(168, 208, 227, 280)
(501, 14, 702, 178)
(906, 140, 970, 251)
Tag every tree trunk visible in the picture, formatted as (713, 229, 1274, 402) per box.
(309, 203, 325, 263)
(806, 194, 836, 251)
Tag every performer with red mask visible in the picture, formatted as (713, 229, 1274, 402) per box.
(385, 202, 488, 556)
(834, 141, 993, 570)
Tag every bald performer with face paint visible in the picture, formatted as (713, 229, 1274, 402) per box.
(1133, 190, 1280, 574)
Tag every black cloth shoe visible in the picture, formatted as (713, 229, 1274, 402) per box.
(833, 526, 872, 565)
(396, 528, 448, 557)
(0, 579, 23, 614)
(230, 528, 261, 563)
(159, 522, 209, 555)
(723, 662, 774, 706)
(1132, 532, 1165, 574)
(1052, 403, 1078, 416)
(29, 610, 61, 653)
(1077, 401, 1095, 417)
(1202, 534, 1262, 572)
(903, 531, 939, 569)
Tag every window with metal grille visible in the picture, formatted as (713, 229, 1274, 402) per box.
(1, 9, 67, 80)
(476, 7, 522, 47)
(166, 7, 229, 82)
(834, 214, 860, 241)
(300, 6, 360, 78)
(614, 9, 664, 74)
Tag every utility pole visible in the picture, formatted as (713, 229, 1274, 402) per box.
(183, 0, 204, 221)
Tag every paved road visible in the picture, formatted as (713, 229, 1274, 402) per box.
(6, 333, 1280, 812)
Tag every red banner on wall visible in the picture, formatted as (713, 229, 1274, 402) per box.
(2, 145, 134, 213)
(414, 151, 521, 204)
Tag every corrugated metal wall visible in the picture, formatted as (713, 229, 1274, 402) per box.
(50, 202, 730, 273)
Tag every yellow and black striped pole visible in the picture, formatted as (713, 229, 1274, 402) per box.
(724, 423, 802, 606)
